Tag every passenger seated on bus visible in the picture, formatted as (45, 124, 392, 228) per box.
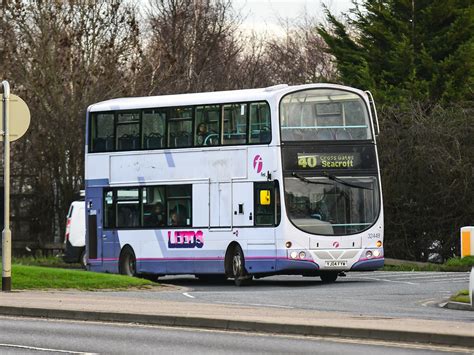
(170, 204, 189, 226)
(170, 211, 181, 226)
(145, 202, 165, 227)
(118, 206, 139, 227)
(196, 122, 210, 146)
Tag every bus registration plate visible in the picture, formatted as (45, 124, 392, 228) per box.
(325, 260, 347, 268)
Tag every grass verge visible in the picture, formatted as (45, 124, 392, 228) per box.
(13, 256, 80, 269)
(383, 256, 474, 272)
(7, 264, 155, 290)
(450, 290, 470, 304)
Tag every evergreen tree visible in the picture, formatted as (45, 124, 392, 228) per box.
(318, 0, 474, 105)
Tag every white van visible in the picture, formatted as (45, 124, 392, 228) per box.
(63, 200, 86, 267)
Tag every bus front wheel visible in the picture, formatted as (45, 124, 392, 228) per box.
(232, 245, 252, 286)
(320, 272, 338, 283)
(119, 246, 137, 277)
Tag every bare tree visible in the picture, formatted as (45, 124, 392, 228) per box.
(0, 0, 141, 244)
(140, 0, 242, 95)
(264, 16, 337, 85)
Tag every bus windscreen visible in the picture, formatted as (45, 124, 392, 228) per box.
(280, 89, 372, 141)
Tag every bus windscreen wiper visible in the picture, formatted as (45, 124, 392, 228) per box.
(322, 172, 373, 190)
(291, 172, 332, 185)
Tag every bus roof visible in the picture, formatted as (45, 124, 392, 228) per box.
(88, 83, 366, 112)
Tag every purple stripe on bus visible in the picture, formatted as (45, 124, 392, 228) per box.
(357, 256, 384, 262)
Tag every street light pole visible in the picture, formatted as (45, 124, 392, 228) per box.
(2, 80, 11, 291)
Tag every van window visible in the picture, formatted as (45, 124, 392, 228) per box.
(67, 204, 74, 218)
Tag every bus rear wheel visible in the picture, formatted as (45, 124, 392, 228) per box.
(232, 245, 252, 286)
(119, 246, 137, 277)
(320, 272, 338, 283)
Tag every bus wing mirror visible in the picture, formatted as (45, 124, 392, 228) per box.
(259, 190, 271, 205)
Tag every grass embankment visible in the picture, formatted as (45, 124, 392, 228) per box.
(383, 256, 474, 272)
(6, 264, 154, 290)
(450, 290, 470, 304)
(13, 256, 80, 269)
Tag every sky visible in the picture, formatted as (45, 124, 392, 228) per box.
(233, 0, 354, 35)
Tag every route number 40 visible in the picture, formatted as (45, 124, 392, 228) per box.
(298, 155, 317, 168)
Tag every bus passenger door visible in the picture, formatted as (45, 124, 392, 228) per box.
(246, 182, 279, 274)
(85, 191, 102, 269)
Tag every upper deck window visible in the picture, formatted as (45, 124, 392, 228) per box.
(168, 107, 193, 148)
(249, 102, 271, 144)
(223, 104, 247, 145)
(195, 105, 220, 146)
(89, 100, 271, 153)
(280, 89, 371, 142)
(143, 109, 166, 149)
(90, 113, 114, 152)
(117, 112, 140, 151)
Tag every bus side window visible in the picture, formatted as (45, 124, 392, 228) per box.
(91, 113, 114, 152)
(143, 109, 166, 149)
(143, 186, 166, 227)
(116, 112, 140, 151)
(116, 188, 140, 228)
(222, 104, 247, 145)
(249, 102, 271, 144)
(168, 107, 193, 148)
(166, 185, 192, 227)
(195, 105, 220, 146)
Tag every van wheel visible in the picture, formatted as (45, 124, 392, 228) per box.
(119, 246, 136, 277)
(232, 245, 252, 286)
(80, 249, 87, 269)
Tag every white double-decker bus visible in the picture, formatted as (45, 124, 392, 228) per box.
(85, 84, 383, 285)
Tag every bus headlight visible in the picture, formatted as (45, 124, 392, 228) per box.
(373, 250, 381, 257)
(365, 250, 373, 258)
(290, 251, 298, 259)
(299, 251, 306, 259)
(376, 240, 382, 247)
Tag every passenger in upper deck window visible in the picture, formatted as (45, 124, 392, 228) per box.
(196, 122, 209, 145)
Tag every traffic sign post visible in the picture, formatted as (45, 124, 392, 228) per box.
(2, 80, 11, 291)
(1, 81, 31, 291)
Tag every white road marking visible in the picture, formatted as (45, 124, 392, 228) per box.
(426, 278, 469, 284)
(213, 301, 294, 309)
(0, 343, 93, 354)
(182, 292, 195, 299)
(420, 299, 438, 307)
(390, 274, 468, 281)
(350, 276, 416, 285)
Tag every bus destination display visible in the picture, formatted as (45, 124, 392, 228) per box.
(297, 153, 360, 169)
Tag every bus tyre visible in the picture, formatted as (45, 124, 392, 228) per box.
(119, 246, 137, 277)
(320, 272, 338, 283)
(232, 245, 252, 286)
